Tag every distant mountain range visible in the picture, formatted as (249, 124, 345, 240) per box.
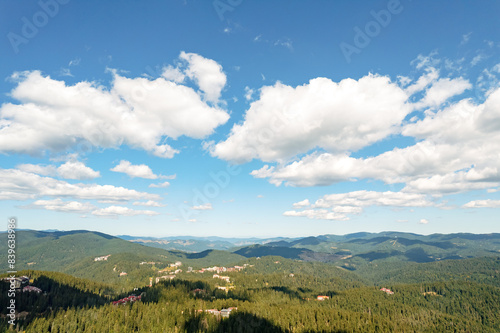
(1, 229, 499, 287)
(116, 231, 500, 267)
(116, 234, 292, 252)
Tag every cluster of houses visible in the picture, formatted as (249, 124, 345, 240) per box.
(203, 307, 238, 318)
(190, 264, 252, 274)
(170, 261, 182, 267)
(380, 288, 394, 295)
(94, 254, 111, 261)
(23, 285, 42, 293)
(317, 295, 330, 301)
(158, 268, 182, 275)
(213, 274, 230, 283)
(154, 262, 184, 284)
(119, 261, 184, 279)
(2, 276, 43, 294)
(155, 275, 176, 283)
(112, 294, 142, 306)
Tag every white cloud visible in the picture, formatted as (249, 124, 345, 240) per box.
(0, 54, 229, 158)
(17, 163, 57, 176)
(283, 209, 348, 221)
(411, 52, 440, 70)
(161, 65, 185, 83)
(460, 32, 472, 45)
(17, 161, 100, 180)
(292, 199, 310, 208)
(404, 68, 439, 96)
(414, 77, 471, 109)
(29, 198, 96, 214)
(133, 200, 166, 207)
(311, 191, 436, 209)
(285, 191, 438, 221)
(59, 68, 73, 77)
(419, 219, 429, 224)
(111, 160, 159, 179)
(250, 86, 500, 196)
(471, 55, 484, 66)
(68, 58, 81, 66)
(244, 86, 254, 101)
(92, 205, 159, 217)
(0, 168, 160, 202)
(179, 51, 227, 103)
(211, 74, 410, 163)
(493, 63, 500, 74)
(397, 75, 412, 87)
(463, 199, 500, 208)
(191, 203, 213, 210)
(403, 167, 500, 194)
(149, 181, 171, 188)
(57, 161, 100, 180)
(274, 38, 293, 51)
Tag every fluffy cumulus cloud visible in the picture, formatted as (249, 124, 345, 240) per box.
(203, 57, 500, 220)
(92, 206, 159, 217)
(210, 74, 411, 163)
(283, 209, 349, 221)
(56, 161, 100, 180)
(285, 191, 438, 221)
(133, 200, 166, 207)
(28, 198, 97, 214)
(0, 52, 229, 158)
(149, 181, 171, 188)
(414, 77, 471, 108)
(17, 161, 100, 180)
(0, 168, 159, 202)
(178, 51, 227, 103)
(247, 81, 500, 194)
(191, 203, 213, 210)
(0, 168, 163, 217)
(463, 199, 500, 208)
(111, 160, 159, 179)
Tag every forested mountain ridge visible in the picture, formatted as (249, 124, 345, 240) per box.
(2, 267, 500, 332)
(1, 230, 500, 332)
(2, 230, 499, 288)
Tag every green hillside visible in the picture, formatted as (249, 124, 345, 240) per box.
(0, 231, 245, 289)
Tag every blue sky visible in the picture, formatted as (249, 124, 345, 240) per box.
(1, 0, 499, 237)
